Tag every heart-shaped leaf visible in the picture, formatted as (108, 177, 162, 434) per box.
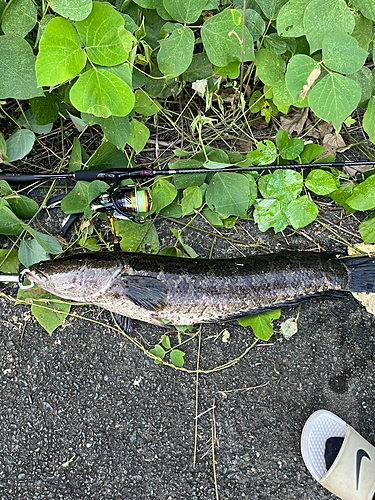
(308, 73, 361, 131)
(70, 69, 135, 118)
(48, 0, 92, 21)
(1, 0, 37, 37)
(0, 34, 43, 99)
(163, 0, 207, 23)
(303, 0, 355, 53)
(322, 33, 367, 75)
(157, 25, 195, 77)
(202, 9, 254, 67)
(76, 3, 134, 66)
(36, 17, 87, 87)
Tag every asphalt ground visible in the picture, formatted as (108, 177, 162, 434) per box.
(0, 208, 374, 500)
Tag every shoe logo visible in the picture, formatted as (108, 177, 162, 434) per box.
(356, 449, 371, 490)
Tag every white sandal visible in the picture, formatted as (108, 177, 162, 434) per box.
(301, 410, 375, 500)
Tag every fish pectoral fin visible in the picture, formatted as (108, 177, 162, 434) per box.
(113, 313, 133, 336)
(121, 275, 167, 312)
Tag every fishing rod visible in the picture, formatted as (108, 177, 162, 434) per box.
(1, 160, 374, 222)
(1, 160, 375, 184)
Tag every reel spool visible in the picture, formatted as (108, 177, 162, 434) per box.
(91, 186, 153, 222)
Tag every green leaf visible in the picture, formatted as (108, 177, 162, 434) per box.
(48, 0, 92, 21)
(255, 0, 288, 19)
(133, 0, 156, 8)
(276, 0, 310, 37)
(351, 0, 375, 22)
(6, 129, 35, 162)
(264, 33, 289, 55)
(303, 0, 355, 54)
(115, 220, 160, 253)
(181, 186, 202, 216)
(17, 108, 53, 135)
(0, 34, 43, 99)
(286, 195, 319, 229)
(29, 94, 59, 126)
(76, 3, 134, 66)
(25, 228, 62, 255)
(253, 198, 288, 233)
(82, 113, 131, 151)
(170, 349, 185, 367)
(102, 64, 133, 88)
(0, 249, 19, 274)
(173, 159, 207, 190)
(265, 169, 303, 203)
(330, 183, 355, 214)
(81, 237, 101, 252)
(61, 180, 109, 214)
(151, 178, 177, 211)
(214, 60, 241, 79)
(245, 8, 266, 42)
(163, 0, 207, 23)
(238, 309, 281, 341)
(5, 194, 39, 218)
(300, 144, 325, 164)
(202, 207, 224, 226)
(0, 181, 13, 197)
(150, 344, 166, 364)
(305, 170, 339, 195)
(35, 17, 87, 87)
(1, 0, 37, 38)
(18, 238, 50, 267)
(254, 49, 285, 87)
(70, 69, 135, 118)
(128, 119, 150, 154)
(0, 203, 24, 235)
(87, 142, 130, 169)
(202, 9, 254, 67)
(0, 133, 7, 162)
(276, 130, 304, 160)
(359, 214, 375, 244)
(161, 335, 171, 349)
(246, 140, 278, 165)
(157, 25, 195, 77)
(351, 14, 372, 51)
(206, 172, 251, 218)
(134, 89, 161, 116)
(170, 228, 198, 258)
(184, 52, 213, 82)
(363, 96, 375, 144)
(249, 90, 265, 113)
(308, 73, 361, 131)
(346, 176, 375, 211)
(273, 77, 294, 113)
(347, 67, 373, 108)
(68, 137, 82, 172)
(285, 54, 320, 101)
(17, 288, 70, 335)
(322, 34, 367, 75)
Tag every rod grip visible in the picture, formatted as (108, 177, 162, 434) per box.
(73, 170, 106, 181)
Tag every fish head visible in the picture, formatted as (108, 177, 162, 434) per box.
(26, 257, 123, 302)
(26, 264, 86, 301)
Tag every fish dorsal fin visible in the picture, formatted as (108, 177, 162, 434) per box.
(121, 275, 167, 311)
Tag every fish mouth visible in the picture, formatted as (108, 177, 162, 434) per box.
(23, 268, 50, 287)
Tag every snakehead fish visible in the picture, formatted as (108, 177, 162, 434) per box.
(25, 252, 375, 328)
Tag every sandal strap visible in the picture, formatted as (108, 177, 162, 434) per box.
(320, 426, 375, 500)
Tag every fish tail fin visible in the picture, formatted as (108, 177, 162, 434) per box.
(344, 256, 375, 293)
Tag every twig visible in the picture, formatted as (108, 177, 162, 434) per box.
(193, 329, 202, 468)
